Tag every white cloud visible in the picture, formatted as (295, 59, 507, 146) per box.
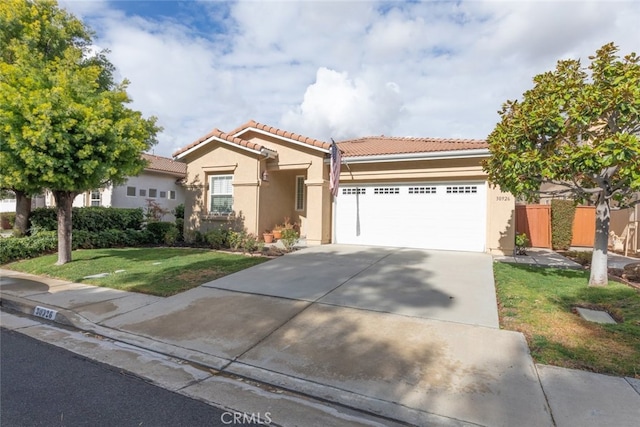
(57, 0, 640, 156)
(281, 67, 403, 140)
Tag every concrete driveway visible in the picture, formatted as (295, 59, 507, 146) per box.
(203, 244, 499, 328)
(97, 245, 551, 426)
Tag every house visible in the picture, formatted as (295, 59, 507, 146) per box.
(173, 120, 516, 254)
(50, 154, 187, 221)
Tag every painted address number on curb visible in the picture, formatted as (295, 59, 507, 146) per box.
(33, 306, 57, 321)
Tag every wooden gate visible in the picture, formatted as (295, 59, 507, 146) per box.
(516, 205, 551, 248)
(571, 206, 595, 247)
(516, 204, 596, 248)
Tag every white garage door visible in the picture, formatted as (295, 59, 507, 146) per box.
(334, 182, 487, 252)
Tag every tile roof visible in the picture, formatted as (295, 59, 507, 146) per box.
(172, 128, 264, 158)
(336, 136, 488, 158)
(231, 119, 331, 151)
(142, 153, 186, 176)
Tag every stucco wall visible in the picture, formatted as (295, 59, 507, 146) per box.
(110, 171, 185, 221)
(182, 142, 261, 235)
(486, 184, 516, 255)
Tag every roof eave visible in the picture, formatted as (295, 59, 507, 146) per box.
(339, 148, 490, 164)
(234, 127, 330, 154)
(175, 135, 266, 160)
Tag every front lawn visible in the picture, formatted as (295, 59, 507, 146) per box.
(3, 248, 269, 297)
(494, 262, 640, 378)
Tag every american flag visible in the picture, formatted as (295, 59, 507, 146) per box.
(330, 139, 341, 198)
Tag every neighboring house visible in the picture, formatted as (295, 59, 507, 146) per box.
(173, 120, 516, 254)
(47, 154, 187, 221)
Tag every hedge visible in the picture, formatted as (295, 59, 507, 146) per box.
(0, 233, 58, 264)
(551, 199, 576, 250)
(0, 229, 157, 264)
(30, 207, 144, 232)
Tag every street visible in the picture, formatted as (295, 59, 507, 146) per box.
(0, 328, 263, 426)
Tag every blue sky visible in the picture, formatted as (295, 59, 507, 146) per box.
(60, 1, 640, 157)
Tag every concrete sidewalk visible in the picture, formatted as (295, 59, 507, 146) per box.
(2, 246, 639, 426)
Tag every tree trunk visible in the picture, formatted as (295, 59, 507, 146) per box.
(589, 193, 610, 286)
(14, 190, 32, 236)
(53, 191, 75, 265)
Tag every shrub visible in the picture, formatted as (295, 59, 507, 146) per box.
(0, 234, 57, 264)
(551, 199, 576, 250)
(184, 229, 204, 245)
(164, 227, 180, 246)
(173, 204, 185, 220)
(146, 222, 177, 244)
(1, 212, 16, 230)
(281, 228, 299, 251)
(174, 218, 184, 242)
(515, 232, 530, 255)
(30, 207, 144, 232)
(228, 230, 244, 251)
(205, 228, 230, 249)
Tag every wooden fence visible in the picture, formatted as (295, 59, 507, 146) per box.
(515, 205, 595, 248)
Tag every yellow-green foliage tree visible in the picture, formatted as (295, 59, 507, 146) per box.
(483, 43, 640, 286)
(0, 0, 160, 264)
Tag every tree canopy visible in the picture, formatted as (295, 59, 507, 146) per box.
(483, 43, 640, 286)
(0, 0, 160, 263)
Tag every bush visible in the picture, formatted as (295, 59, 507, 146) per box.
(515, 232, 530, 255)
(551, 199, 576, 250)
(205, 228, 230, 249)
(281, 228, 299, 251)
(145, 222, 177, 244)
(30, 207, 144, 232)
(164, 227, 180, 246)
(0, 234, 57, 264)
(184, 229, 204, 245)
(1, 212, 16, 230)
(175, 218, 184, 242)
(173, 204, 185, 220)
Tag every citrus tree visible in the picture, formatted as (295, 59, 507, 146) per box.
(0, 0, 160, 264)
(483, 43, 640, 286)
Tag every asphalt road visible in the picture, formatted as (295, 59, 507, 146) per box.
(0, 328, 266, 427)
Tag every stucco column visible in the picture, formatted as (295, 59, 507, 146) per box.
(305, 176, 332, 245)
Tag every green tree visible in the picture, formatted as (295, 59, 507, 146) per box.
(0, 0, 160, 264)
(483, 43, 640, 286)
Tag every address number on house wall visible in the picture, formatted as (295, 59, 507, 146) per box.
(496, 196, 512, 202)
(33, 306, 58, 321)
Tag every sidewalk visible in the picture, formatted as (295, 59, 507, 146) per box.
(2, 264, 639, 426)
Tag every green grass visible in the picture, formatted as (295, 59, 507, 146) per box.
(3, 248, 269, 297)
(494, 262, 640, 378)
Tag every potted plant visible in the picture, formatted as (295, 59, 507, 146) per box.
(515, 232, 530, 255)
(263, 231, 274, 243)
(272, 225, 283, 240)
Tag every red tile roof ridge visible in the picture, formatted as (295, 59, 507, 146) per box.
(172, 127, 263, 158)
(338, 135, 487, 144)
(231, 119, 331, 151)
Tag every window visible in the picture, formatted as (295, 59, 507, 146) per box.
(408, 186, 436, 194)
(139, 189, 146, 197)
(295, 176, 305, 211)
(126, 186, 136, 197)
(209, 175, 233, 215)
(90, 190, 101, 206)
(159, 191, 167, 198)
(168, 190, 176, 200)
(446, 185, 477, 194)
(148, 188, 157, 198)
(373, 187, 400, 195)
(342, 188, 366, 195)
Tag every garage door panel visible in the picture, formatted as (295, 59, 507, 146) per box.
(335, 183, 486, 252)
